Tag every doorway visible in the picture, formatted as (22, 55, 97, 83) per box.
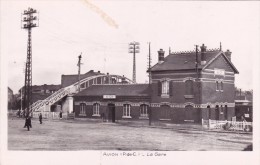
(108, 103, 115, 122)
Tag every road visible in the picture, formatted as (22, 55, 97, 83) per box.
(8, 117, 252, 151)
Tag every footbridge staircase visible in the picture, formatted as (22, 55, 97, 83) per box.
(29, 74, 134, 113)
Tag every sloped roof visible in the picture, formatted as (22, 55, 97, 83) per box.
(150, 50, 238, 73)
(32, 84, 61, 91)
(61, 70, 104, 88)
(74, 84, 150, 97)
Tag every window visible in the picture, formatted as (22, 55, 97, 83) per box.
(93, 103, 100, 116)
(80, 103, 86, 115)
(220, 82, 224, 91)
(162, 80, 169, 95)
(216, 81, 224, 92)
(123, 104, 131, 118)
(140, 104, 148, 117)
(220, 105, 224, 114)
(216, 81, 219, 91)
(185, 80, 194, 95)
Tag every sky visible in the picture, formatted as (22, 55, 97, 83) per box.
(1, 0, 260, 93)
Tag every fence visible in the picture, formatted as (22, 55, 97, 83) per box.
(8, 110, 75, 120)
(202, 119, 252, 132)
(32, 112, 75, 120)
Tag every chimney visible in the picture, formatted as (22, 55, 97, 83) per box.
(158, 49, 165, 64)
(200, 44, 207, 65)
(225, 49, 232, 61)
(98, 71, 100, 73)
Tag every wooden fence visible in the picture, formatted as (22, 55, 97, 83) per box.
(202, 119, 252, 132)
(8, 110, 75, 120)
(32, 112, 75, 120)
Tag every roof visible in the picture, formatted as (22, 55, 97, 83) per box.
(61, 70, 103, 88)
(32, 84, 61, 91)
(74, 84, 150, 97)
(8, 87, 13, 93)
(235, 95, 246, 100)
(150, 50, 239, 73)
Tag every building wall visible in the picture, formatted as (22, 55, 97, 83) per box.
(72, 53, 237, 123)
(149, 55, 236, 123)
(74, 96, 150, 120)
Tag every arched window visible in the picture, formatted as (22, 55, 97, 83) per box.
(123, 104, 131, 117)
(80, 103, 86, 115)
(93, 103, 100, 116)
(220, 105, 224, 114)
(220, 82, 224, 91)
(216, 81, 219, 91)
(185, 80, 194, 95)
(158, 80, 172, 97)
(140, 104, 148, 117)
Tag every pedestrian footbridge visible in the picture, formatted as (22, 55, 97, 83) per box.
(30, 74, 134, 113)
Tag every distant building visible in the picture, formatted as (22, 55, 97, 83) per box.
(19, 84, 61, 109)
(61, 70, 103, 88)
(235, 95, 253, 122)
(8, 87, 14, 109)
(73, 44, 239, 123)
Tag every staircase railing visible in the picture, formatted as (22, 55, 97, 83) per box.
(29, 74, 134, 112)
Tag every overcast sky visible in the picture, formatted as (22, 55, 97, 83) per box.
(1, 0, 260, 93)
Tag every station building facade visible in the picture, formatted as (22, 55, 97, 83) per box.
(73, 44, 239, 123)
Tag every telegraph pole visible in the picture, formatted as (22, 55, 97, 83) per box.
(77, 53, 82, 92)
(22, 7, 38, 117)
(148, 42, 152, 126)
(128, 41, 140, 83)
(148, 42, 152, 84)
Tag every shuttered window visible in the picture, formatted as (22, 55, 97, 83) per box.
(185, 80, 193, 95)
(162, 80, 169, 95)
(158, 81, 162, 96)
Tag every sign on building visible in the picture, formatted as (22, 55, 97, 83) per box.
(214, 69, 225, 76)
(103, 95, 116, 99)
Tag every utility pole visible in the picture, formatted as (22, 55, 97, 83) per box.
(148, 42, 152, 126)
(128, 41, 140, 83)
(195, 45, 201, 121)
(22, 7, 38, 117)
(21, 87, 23, 111)
(77, 53, 82, 92)
(148, 42, 152, 84)
(195, 45, 198, 76)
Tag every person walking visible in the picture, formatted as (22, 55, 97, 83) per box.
(39, 113, 42, 124)
(24, 114, 32, 131)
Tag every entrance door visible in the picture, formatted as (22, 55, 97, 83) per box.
(108, 104, 115, 122)
(215, 105, 220, 120)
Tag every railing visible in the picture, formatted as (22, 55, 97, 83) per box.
(202, 119, 252, 132)
(28, 74, 134, 113)
(32, 112, 72, 120)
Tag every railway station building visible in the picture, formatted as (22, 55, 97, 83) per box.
(72, 44, 239, 123)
